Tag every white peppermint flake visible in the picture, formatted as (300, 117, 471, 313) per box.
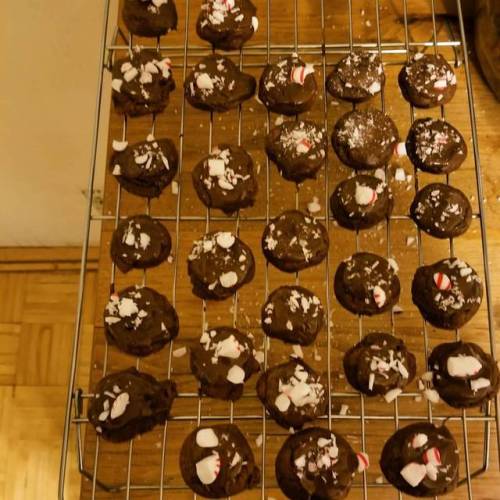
(196, 428, 219, 448)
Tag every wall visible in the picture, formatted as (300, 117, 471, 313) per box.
(0, 0, 113, 246)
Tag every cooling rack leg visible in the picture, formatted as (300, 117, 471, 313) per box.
(58, 1, 111, 498)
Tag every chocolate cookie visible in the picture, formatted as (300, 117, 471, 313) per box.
(261, 285, 324, 346)
(112, 47, 175, 117)
(265, 120, 327, 183)
(380, 422, 459, 497)
(192, 144, 258, 214)
(399, 53, 457, 108)
(196, 0, 258, 50)
(122, 0, 178, 37)
(334, 252, 400, 316)
(88, 367, 176, 443)
(410, 183, 472, 239)
(262, 210, 329, 273)
(190, 326, 260, 400)
(276, 427, 365, 500)
(343, 332, 416, 400)
(330, 174, 393, 230)
(187, 231, 255, 300)
(258, 54, 318, 115)
(110, 135, 178, 198)
(256, 358, 327, 429)
(412, 257, 483, 330)
(405, 118, 467, 174)
(331, 108, 399, 170)
(428, 341, 500, 408)
(326, 50, 385, 103)
(110, 215, 171, 273)
(184, 54, 256, 112)
(104, 285, 178, 356)
(180, 424, 260, 497)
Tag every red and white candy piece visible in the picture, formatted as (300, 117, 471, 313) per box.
(226, 365, 245, 384)
(447, 355, 482, 378)
(470, 377, 491, 391)
(384, 387, 402, 403)
(394, 141, 407, 158)
(216, 232, 236, 249)
(400, 462, 427, 487)
(275, 393, 291, 412)
(355, 184, 377, 205)
(425, 462, 438, 481)
(112, 140, 128, 152)
(411, 433, 428, 449)
(433, 79, 448, 89)
(196, 452, 221, 485)
(196, 73, 214, 90)
(221, 0, 235, 9)
(251, 16, 259, 32)
(373, 285, 386, 308)
(357, 452, 370, 472)
(208, 158, 225, 177)
(296, 137, 312, 154)
(433, 272, 451, 291)
(423, 447, 441, 466)
(215, 334, 243, 359)
(219, 271, 238, 288)
(290, 64, 315, 85)
(196, 428, 219, 448)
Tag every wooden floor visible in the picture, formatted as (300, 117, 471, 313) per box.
(0, 249, 97, 500)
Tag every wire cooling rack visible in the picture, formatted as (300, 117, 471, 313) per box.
(59, 0, 499, 498)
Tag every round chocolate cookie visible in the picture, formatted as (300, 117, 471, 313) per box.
(380, 422, 459, 497)
(187, 231, 255, 300)
(184, 54, 256, 112)
(256, 358, 327, 429)
(192, 144, 258, 214)
(104, 285, 178, 356)
(406, 118, 467, 174)
(326, 50, 385, 103)
(429, 341, 500, 408)
(262, 210, 329, 273)
(110, 215, 171, 273)
(261, 285, 324, 346)
(343, 332, 417, 400)
(190, 326, 260, 400)
(405, 118, 467, 174)
(330, 174, 393, 230)
(180, 424, 260, 497)
(110, 135, 178, 198)
(334, 252, 401, 316)
(399, 53, 457, 108)
(412, 257, 483, 330)
(122, 0, 178, 37)
(410, 183, 472, 239)
(276, 427, 365, 500)
(258, 53, 318, 115)
(112, 47, 175, 117)
(88, 367, 177, 443)
(331, 108, 399, 170)
(196, 0, 258, 51)
(265, 120, 327, 183)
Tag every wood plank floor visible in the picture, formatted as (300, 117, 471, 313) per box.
(0, 251, 96, 500)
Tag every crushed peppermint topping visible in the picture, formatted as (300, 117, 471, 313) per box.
(274, 363, 324, 412)
(446, 355, 482, 377)
(196, 428, 219, 448)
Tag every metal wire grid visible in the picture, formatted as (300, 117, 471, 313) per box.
(58, 0, 500, 499)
